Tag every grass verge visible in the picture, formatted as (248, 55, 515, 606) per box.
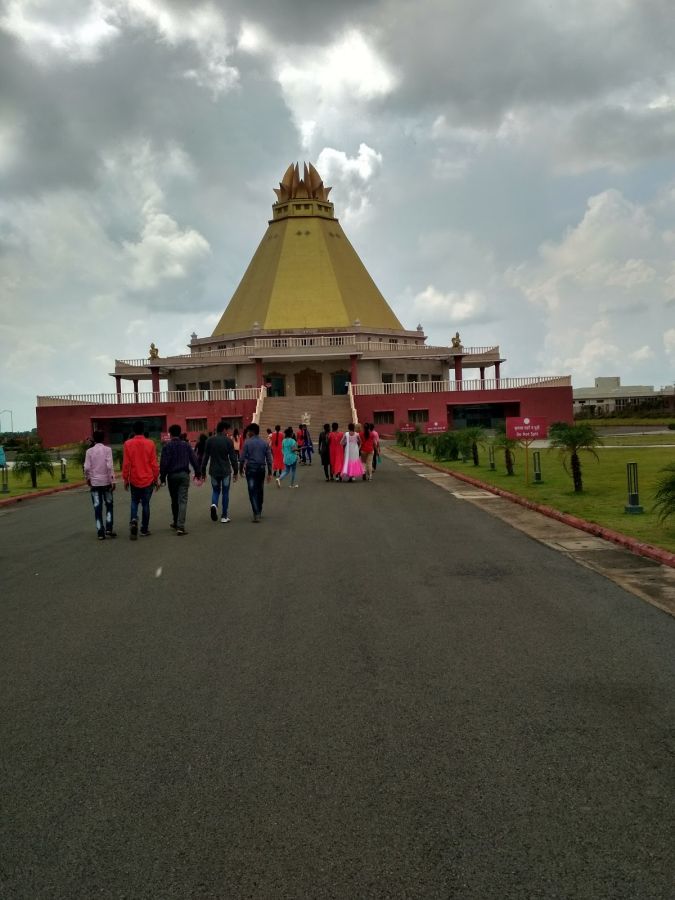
(0, 461, 88, 499)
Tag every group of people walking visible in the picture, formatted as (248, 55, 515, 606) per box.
(268, 421, 380, 485)
(319, 422, 380, 482)
(82, 418, 381, 540)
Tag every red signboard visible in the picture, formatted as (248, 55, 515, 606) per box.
(426, 422, 447, 434)
(399, 424, 416, 432)
(506, 417, 548, 441)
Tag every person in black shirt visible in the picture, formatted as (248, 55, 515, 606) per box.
(159, 424, 200, 535)
(201, 420, 239, 523)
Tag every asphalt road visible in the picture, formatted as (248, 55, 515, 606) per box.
(1, 459, 674, 899)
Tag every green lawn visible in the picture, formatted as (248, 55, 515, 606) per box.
(579, 417, 675, 428)
(398, 445, 675, 554)
(0, 460, 87, 499)
(600, 433, 675, 446)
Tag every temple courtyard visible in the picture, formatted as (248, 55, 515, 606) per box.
(2, 453, 674, 899)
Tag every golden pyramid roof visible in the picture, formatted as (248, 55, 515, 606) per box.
(211, 163, 404, 335)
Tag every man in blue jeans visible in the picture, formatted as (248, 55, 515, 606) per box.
(201, 420, 239, 523)
(122, 420, 159, 539)
(240, 423, 273, 523)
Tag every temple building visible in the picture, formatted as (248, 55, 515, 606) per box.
(36, 163, 572, 446)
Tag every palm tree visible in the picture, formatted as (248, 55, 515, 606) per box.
(654, 463, 675, 523)
(548, 422, 602, 493)
(13, 441, 55, 489)
(493, 425, 517, 476)
(463, 426, 487, 466)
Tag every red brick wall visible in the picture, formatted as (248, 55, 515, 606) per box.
(353, 385, 573, 437)
(37, 385, 573, 446)
(37, 399, 258, 447)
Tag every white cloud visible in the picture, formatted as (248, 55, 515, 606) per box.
(275, 30, 397, 147)
(629, 345, 654, 362)
(1, 0, 119, 62)
(237, 21, 267, 54)
(508, 187, 674, 382)
(0, 140, 210, 309)
(411, 285, 488, 328)
(556, 321, 621, 381)
(122, 0, 238, 96)
(665, 329, 675, 356)
(316, 144, 383, 223)
(124, 209, 210, 290)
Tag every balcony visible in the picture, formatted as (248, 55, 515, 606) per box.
(352, 376, 571, 395)
(37, 376, 571, 409)
(113, 339, 502, 376)
(37, 387, 260, 407)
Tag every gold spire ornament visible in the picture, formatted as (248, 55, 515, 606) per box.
(273, 162, 332, 203)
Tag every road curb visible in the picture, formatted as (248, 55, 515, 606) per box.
(0, 480, 87, 508)
(392, 448, 675, 570)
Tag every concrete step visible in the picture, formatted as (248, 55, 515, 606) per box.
(259, 395, 352, 433)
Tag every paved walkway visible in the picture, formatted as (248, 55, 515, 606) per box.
(387, 449, 675, 616)
(1, 459, 674, 899)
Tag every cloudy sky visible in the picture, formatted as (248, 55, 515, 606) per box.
(1, 0, 674, 430)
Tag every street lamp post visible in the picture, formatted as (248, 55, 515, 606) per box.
(0, 409, 14, 433)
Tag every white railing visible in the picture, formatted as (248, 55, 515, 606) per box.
(114, 341, 501, 368)
(251, 335, 356, 349)
(37, 376, 571, 407)
(252, 385, 267, 424)
(37, 388, 260, 407)
(347, 382, 359, 426)
(352, 375, 571, 396)
(356, 341, 499, 357)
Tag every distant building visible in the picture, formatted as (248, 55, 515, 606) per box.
(574, 377, 675, 416)
(36, 163, 573, 445)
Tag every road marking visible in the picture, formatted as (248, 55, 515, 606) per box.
(451, 491, 499, 499)
(546, 538, 613, 552)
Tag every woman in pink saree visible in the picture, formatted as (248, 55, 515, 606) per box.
(340, 423, 364, 482)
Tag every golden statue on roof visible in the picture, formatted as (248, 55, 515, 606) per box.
(274, 162, 332, 202)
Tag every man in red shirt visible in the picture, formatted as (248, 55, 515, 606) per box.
(122, 420, 160, 539)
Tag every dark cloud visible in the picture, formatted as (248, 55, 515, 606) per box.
(1, 0, 674, 428)
(166, 0, 382, 41)
(376, 0, 675, 126)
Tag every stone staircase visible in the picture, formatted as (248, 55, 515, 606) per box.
(259, 395, 353, 433)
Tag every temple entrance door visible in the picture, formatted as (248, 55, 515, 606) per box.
(265, 373, 286, 397)
(331, 370, 350, 395)
(294, 368, 323, 396)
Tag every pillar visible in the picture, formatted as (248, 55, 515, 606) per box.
(133, 378, 139, 402)
(350, 354, 358, 385)
(480, 366, 485, 390)
(495, 361, 501, 386)
(255, 359, 264, 387)
(453, 355, 463, 387)
(115, 375, 122, 404)
(150, 366, 160, 395)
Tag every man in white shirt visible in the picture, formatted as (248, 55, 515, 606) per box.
(83, 431, 116, 540)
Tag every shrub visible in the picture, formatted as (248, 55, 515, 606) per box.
(433, 432, 460, 461)
(654, 463, 675, 523)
